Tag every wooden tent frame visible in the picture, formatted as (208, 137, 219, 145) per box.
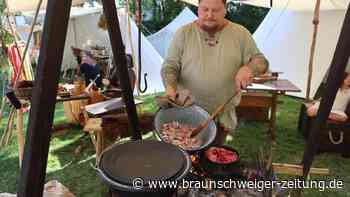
(17, 0, 141, 196)
(302, 3, 350, 177)
(16, 0, 350, 196)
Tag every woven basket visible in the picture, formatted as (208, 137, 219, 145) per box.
(15, 87, 33, 99)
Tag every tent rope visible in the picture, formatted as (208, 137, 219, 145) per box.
(306, 0, 321, 101)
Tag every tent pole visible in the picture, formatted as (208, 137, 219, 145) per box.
(305, 0, 321, 101)
(302, 3, 350, 178)
(101, 0, 142, 140)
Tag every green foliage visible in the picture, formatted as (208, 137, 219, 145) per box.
(226, 2, 269, 33)
(127, 1, 268, 35)
(143, 0, 186, 35)
(128, 0, 186, 35)
(0, 0, 15, 71)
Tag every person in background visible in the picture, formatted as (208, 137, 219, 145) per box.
(306, 72, 350, 122)
(78, 51, 103, 88)
(161, 0, 268, 145)
(103, 54, 136, 91)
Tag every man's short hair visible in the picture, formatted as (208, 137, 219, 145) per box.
(199, 0, 227, 4)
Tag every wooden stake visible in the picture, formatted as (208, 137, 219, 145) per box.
(0, 96, 6, 124)
(5, 108, 15, 145)
(17, 0, 73, 196)
(0, 106, 15, 147)
(306, 0, 321, 100)
(16, 109, 25, 167)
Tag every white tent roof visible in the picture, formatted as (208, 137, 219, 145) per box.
(253, 8, 347, 98)
(6, 0, 86, 13)
(19, 7, 164, 94)
(117, 8, 165, 94)
(147, 7, 197, 58)
(181, 0, 349, 11)
(241, 0, 349, 11)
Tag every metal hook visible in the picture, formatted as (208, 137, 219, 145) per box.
(136, 0, 148, 94)
(138, 73, 148, 93)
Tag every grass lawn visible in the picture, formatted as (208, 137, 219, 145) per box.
(0, 94, 349, 196)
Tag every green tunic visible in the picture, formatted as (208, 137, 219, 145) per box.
(161, 21, 267, 131)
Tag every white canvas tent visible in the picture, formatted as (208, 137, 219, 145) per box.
(6, 0, 86, 13)
(20, 6, 110, 71)
(245, 0, 350, 98)
(181, 0, 349, 10)
(18, 6, 165, 94)
(147, 7, 197, 58)
(241, 0, 349, 11)
(116, 8, 165, 94)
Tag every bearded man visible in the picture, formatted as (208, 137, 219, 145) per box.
(161, 0, 269, 145)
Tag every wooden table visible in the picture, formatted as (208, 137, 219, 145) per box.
(239, 79, 301, 144)
(15, 94, 90, 167)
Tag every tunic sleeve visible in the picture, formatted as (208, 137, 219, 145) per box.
(241, 28, 269, 74)
(161, 27, 185, 88)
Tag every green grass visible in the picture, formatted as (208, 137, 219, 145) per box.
(0, 95, 349, 196)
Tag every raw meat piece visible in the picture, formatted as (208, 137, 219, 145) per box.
(205, 147, 238, 164)
(161, 121, 202, 150)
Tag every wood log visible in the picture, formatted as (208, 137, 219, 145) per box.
(273, 163, 329, 176)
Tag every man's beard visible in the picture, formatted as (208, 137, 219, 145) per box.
(198, 20, 223, 34)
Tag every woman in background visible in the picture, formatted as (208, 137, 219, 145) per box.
(306, 72, 350, 122)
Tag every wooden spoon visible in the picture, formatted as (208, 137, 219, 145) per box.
(190, 92, 238, 138)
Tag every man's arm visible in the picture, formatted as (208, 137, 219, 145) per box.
(235, 28, 269, 92)
(161, 28, 185, 99)
(246, 54, 269, 75)
(241, 27, 269, 75)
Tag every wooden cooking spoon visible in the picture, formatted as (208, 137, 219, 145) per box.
(190, 92, 238, 138)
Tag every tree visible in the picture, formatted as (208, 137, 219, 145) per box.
(127, 1, 268, 35)
(0, 0, 14, 70)
(128, 0, 185, 35)
(226, 2, 269, 33)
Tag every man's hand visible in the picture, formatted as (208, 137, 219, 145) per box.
(102, 78, 110, 86)
(235, 65, 254, 93)
(166, 85, 177, 100)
